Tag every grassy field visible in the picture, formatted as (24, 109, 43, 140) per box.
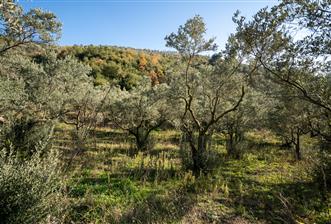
(53, 124, 331, 224)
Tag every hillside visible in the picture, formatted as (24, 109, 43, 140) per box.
(59, 45, 186, 89)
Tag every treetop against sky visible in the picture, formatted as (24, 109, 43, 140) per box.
(20, 0, 277, 50)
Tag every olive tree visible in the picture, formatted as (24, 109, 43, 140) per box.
(267, 96, 311, 160)
(0, 51, 92, 156)
(232, 0, 331, 141)
(219, 86, 266, 159)
(0, 0, 67, 156)
(106, 78, 170, 153)
(0, 0, 61, 55)
(61, 83, 110, 168)
(165, 15, 245, 174)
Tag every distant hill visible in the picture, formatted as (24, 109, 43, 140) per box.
(59, 45, 186, 89)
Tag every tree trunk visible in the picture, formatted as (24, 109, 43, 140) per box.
(226, 132, 236, 157)
(135, 134, 148, 152)
(191, 143, 200, 175)
(295, 132, 301, 160)
(189, 132, 209, 176)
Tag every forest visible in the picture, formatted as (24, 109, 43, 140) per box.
(0, 0, 330, 223)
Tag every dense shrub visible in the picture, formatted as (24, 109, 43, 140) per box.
(0, 148, 66, 224)
(1, 118, 54, 159)
(313, 149, 331, 194)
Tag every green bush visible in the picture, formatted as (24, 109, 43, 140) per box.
(1, 118, 54, 159)
(313, 151, 331, 194)
(0, 148, 66, 224)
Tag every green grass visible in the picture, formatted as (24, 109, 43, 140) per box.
(54, 125, 331, 223)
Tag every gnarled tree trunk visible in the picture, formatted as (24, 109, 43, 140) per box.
(294, 132, 301, 161)
(188, 131, 210, 176)
(226, 128, 243, 159)
(135, 133, 149, 152)
(226, 131, 236, 157)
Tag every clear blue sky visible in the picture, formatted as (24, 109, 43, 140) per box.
(21, 0, 277, 51)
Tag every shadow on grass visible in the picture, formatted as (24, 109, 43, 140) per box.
(237, 180, 325, 223)
(218, 159, 326, 223)
(153, 135, 180, 145)
(68, 171, 197, 223)
(245, 138, 281, 150)
(90, 129, 131, 142)
(119, 185, 197, 224)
